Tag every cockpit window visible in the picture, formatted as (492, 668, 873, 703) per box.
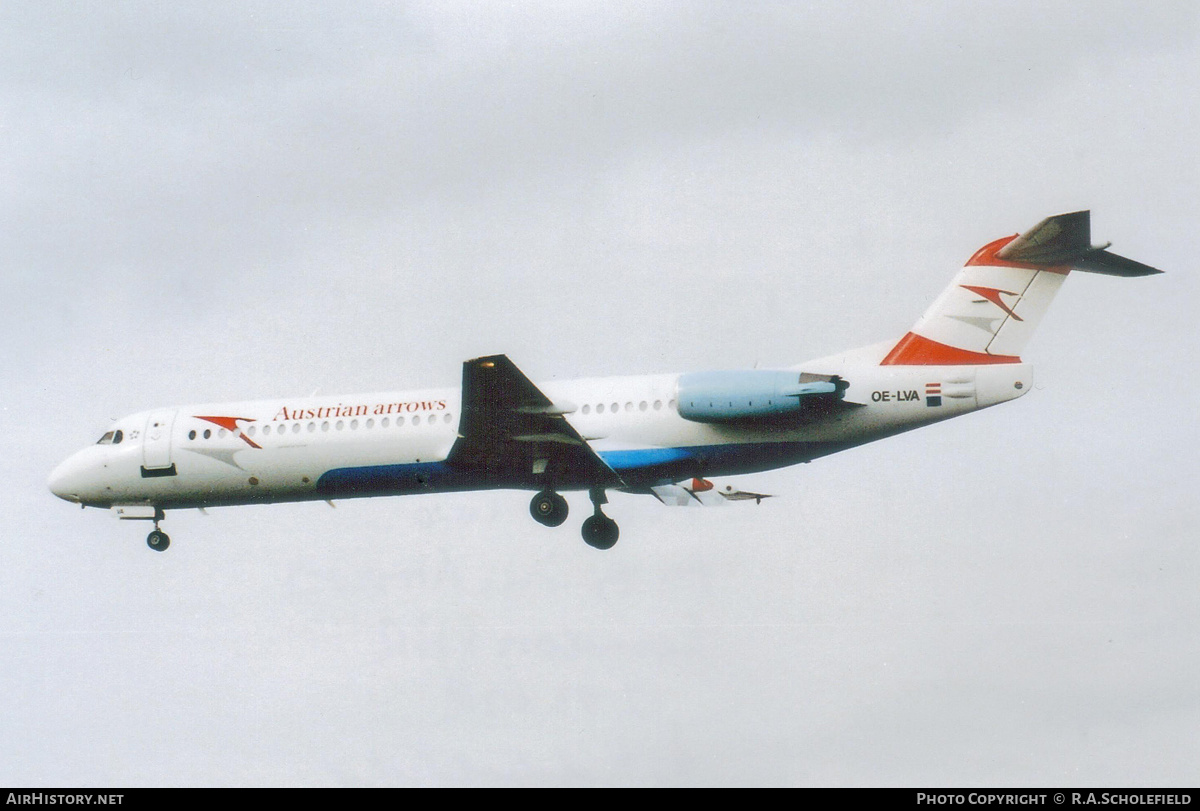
(112, 430, 123, 444)
(96, 430, 124, 445)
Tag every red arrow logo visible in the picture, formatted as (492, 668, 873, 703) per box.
(960, 285, 1024, 321)
(194, 415, 262, 449)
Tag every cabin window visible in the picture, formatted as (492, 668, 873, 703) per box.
(247, 426, 257, 437)
(582, 404, 591, 415)
(639, 401, 648, 411)
(188, 430, 197, 440)
(366, 418, 374, 429)
(444, 413, 452, 424)
(625, 402, 633, 412)
(611, 403, 619, 413)
(412, 415, 421, 426)
(307, 422, 316, 433)
(292, 423, 301, 434)
(350, 419, 359, 430)
(654, 400, 662, 410)
(262, 425, 271, 436)
(336, 420, 344, 431)
(203, 429, 212, 439)
(596, 403, 605, 414)
(397, 416, 406, 427)
(381, 417, 390, 428)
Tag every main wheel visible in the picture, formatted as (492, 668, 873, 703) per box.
(147, 530, 170, 552)
(581, 514, 619, 550)
(530, 490, 569, 527)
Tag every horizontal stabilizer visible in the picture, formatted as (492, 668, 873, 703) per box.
(997, 210, 1162, 276)
(1071, 249, 1162, 277)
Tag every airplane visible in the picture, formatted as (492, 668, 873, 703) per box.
(48, 211, 1160, 552)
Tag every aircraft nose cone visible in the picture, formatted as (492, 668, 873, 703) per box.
(48, 453, 90, 503)
(48, 461, 76, 502)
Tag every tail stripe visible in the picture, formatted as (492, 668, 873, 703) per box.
(881, 332, 1021, 366)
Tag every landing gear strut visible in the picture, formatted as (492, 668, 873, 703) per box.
(581, 488, 619, 550)
(530, 490, 569, 527)
(146, 510, 170, 551)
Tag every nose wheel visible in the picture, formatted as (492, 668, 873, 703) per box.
(146, 529, 170, 551)
(145, 509, 170, 551)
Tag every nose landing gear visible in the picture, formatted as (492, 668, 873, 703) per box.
(146, 529, 170, 551)
(146, 509, 170, 551)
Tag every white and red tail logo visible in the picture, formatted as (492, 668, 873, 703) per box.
(882, 235, 1069, 366)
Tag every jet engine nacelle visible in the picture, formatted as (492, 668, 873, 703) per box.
(676, 370, 846, 423)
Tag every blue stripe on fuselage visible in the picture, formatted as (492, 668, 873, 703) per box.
(598, 441, 831, 481)
(316, 460, 463, 497)
(315, 441, 845, 497)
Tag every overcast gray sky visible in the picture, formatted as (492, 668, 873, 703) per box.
(2, 1, 1198, 786)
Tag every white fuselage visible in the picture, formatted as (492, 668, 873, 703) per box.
(47, 347, 1032, 512)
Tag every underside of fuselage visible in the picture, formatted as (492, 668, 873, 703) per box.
(135, 438, 856, 509)
(313, 438, 852, 500)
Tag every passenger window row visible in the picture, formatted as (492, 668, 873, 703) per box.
(186, 412, 455, 441)
(580, 399, 674, 415)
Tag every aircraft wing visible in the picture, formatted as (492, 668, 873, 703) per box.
(447, 354, 624, 489)
(691, 477, 772, 504)
(715, 487, 773, 504)
(649, 477, 773, 506)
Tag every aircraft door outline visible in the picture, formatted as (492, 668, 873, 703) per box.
(141, 410, 178, 475)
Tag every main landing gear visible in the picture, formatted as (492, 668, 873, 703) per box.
(581, 488, 619, 550)
(581, 513, 619, 550)
(528, 488, 620, 549)
(530, 489, 569, 527)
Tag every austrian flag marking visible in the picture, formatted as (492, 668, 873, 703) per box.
(925, 382, 942, 408)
